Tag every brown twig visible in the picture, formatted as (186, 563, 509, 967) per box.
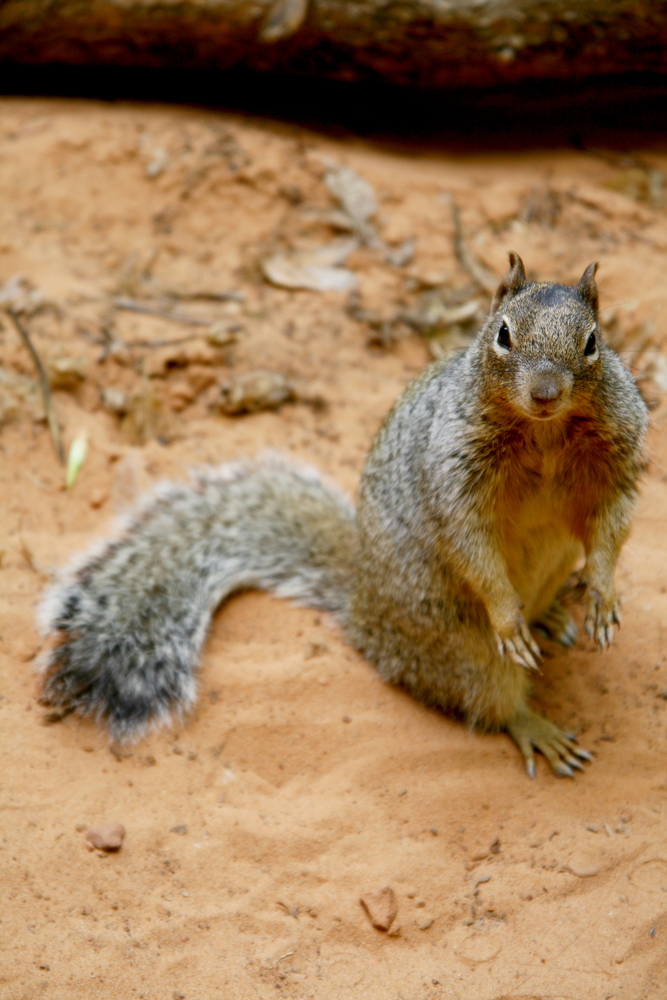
(125, 333, 206, 349)
(95, 321, 241, 359)
(162, 288, 245, 303)
(112, 296, 214, 326)
(6, 308, 65, 465)
(448, 195, 497, 295)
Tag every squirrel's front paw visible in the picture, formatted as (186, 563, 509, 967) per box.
(584, 588, 620, 651)
(495, 619, 542, 671)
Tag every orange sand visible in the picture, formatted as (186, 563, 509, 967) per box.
(1, 98, 666, 999)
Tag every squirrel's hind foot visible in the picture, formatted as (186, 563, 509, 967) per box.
(506, 707, 592, 779)
(533, 600, 578, 648)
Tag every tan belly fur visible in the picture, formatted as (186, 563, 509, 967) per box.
(500, 489, 583, 622)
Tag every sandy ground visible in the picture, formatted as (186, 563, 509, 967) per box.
(1, 97, 667, 1000)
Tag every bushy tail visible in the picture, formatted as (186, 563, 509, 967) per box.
(38, 455, 357, 742)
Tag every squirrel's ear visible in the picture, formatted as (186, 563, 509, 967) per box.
(491, 251, 526, 311)
(577, 261, 599, 313)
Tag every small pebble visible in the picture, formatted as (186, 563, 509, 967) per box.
(216, 370, 296, 415)
(101, 387, 129, 415)
(563, 864, 600, 878)
(146, 146, 169, 178)
(170, 824, 187, 836)
(207, 320, 239, 347)
(85, 822, 125, 852)
(48, 354, 87, 391)
(89, 489, 107, 509)
(360, 886, 398, 932)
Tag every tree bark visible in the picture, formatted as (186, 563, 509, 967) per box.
(0, 1, 666, 89)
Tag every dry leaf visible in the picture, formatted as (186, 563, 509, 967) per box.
(262, 240, 358, 293)
(325, 166, 377, 226)
(0, 274, 46, 315)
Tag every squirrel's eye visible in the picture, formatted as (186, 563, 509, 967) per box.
(584, 332, 597, 356)
(496, 321, 511, 350)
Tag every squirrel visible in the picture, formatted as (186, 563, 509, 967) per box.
(38, 253, 648, 777)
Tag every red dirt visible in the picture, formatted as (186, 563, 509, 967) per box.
(1, 97, 666, 999)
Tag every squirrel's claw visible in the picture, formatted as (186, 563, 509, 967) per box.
(584, 593, 620, 652)
(585, 619, 614, 649)
(584, 607, 618, 652)
(496, 622, 542, 671)
(525, 629, 542, 661)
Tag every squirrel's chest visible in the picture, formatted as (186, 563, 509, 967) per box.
(499, 438, 578, 519)
(495, 454, 582, 604)
(501, 480, 570, 538)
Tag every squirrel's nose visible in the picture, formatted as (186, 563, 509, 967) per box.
(531, 379, 561, 402)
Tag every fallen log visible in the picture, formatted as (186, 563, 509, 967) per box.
(1, 1, 666, 89)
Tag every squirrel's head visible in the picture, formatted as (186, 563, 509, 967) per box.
(481, 252, 601, 422)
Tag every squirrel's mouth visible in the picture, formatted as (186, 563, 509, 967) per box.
(530, 402, 564, 420)
(519, 397, 568, 421)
